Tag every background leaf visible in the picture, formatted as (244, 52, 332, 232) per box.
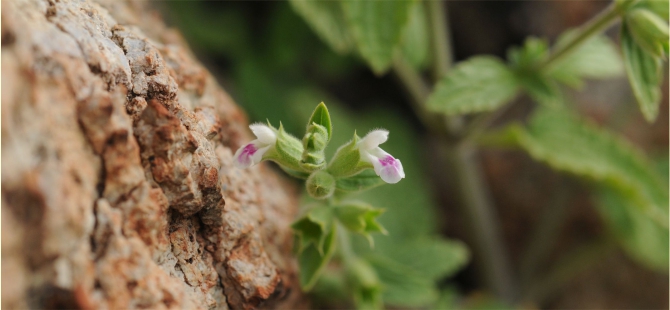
(342, 0, 416, 74)
(289, 0, 354, 54)
(399, 1, 430, 69)
(621, 22, 663, 122)
(497, 108, 669, 229)
(547, 33, 624, 88)
(426, 57, 520, 115)
(595, 185, 669, 272)
(367, 254, 440, 307)
(380, 238, 470, 281)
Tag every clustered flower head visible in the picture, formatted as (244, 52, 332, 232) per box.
(233, 102, 404, 199)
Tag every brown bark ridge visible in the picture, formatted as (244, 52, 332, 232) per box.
(1, 0, 303, 309)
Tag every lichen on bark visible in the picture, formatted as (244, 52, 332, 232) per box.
(1, 0, 302, 309)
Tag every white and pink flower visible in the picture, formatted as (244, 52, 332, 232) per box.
(233, 123, 277, 168)
(358, 130, 405, 184)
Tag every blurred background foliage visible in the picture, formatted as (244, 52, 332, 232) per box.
(162, 1, 668, 309)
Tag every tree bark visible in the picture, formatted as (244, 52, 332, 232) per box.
(1, 0, 303, 309)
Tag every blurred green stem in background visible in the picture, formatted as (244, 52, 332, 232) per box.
(540, 1, 632, 71)
(394, 0, 643, 304)
(395, 1, 517, 302)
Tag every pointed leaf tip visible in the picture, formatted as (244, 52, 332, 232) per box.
(308, 102, 333, 141)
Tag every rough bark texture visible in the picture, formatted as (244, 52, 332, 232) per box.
(1, 0, 303, 309)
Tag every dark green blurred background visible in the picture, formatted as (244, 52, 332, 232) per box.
(161, 1, 668, 308)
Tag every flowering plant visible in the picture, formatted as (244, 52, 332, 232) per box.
(234, 102, 406, 307)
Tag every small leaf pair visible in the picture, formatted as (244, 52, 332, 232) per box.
(291, 201, 387, 290)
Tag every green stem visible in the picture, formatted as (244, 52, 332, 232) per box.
(426, 0, 453, 80)
(539, 2, 625, 71)
(392, 57, 449, 138)
(445, 143, 517, 301)
(337, 223, 356, 264)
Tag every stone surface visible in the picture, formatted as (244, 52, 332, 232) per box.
(1, 0, 302, 308)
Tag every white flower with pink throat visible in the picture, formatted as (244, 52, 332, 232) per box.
(233, 123, 276, 168)
(358, 130, 405, 184)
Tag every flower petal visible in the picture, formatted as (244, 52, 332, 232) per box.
(375, 154, 404, 184)
(249, 123, 277, 145)
(358, 129, 388, 151)
(233, 142, 258, 168)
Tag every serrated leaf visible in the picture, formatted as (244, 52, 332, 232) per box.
(399, 2, 430, 69)
(335, 169, 386, 193)
(501, 108, 669, 228)
(547, 32, 624, 88)
(426, 57, 520, 115)
(298, 224, 337, 291)
(291, 205, 334, 254)
(596, 185, 669, 272)
(367, 254, 440, 307)
(307, 102, 333, 141)
(621, 22, 663, 122)
(289, 0, 354, 54)
(334, 201, 387, 246)
(342, 0, 416, 74)
(383, 238, 470, 281)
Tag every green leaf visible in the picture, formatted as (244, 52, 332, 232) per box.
(499, 108, 669, 228)
(626, 8, 670, 58)
(399, 2, 430, 69)
(297, 224, 338, 291)
(518, 74, 564, 107)
(547, 32, 624, 88)
(595, 185, 669, 272)
(334, 201, 387, 246)
(291, 205, 335, 254)
(345, 258, 383, 310)
(507, 37, 549, 71)
(342, 0, 416, 74)
(307, 102, 333, 141)
(367, 254, 440, 307)
(382, 238, 470, 281)
(335, 169, 386, 193)
(637, 0, 669, 21)
(289, 0, 354, 54)
(426, 57, 520, 115)
(621, 22, 663, 122)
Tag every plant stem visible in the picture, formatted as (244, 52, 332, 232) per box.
(394, 0, 518, 301)
(337, 223, 356, 263)
(539, 2, 624, 71)
(445, 142, 517, 302)
(426, 0, 453, 80)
